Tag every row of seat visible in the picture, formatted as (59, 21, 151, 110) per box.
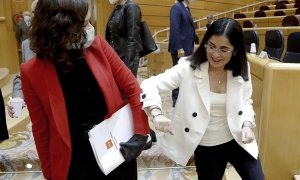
(243, 30, 300, 63)
(242, 15, 300, 27)
(251, 8, 300, 17)
(235, 1, 300, 19)
(260, 0, 300, 10)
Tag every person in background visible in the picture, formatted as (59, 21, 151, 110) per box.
(21, 0, 149, 179)
(106, 0, 142, 77)
(16, 11, 31, 44)
(7, 0, 38, 118)
(168, 0, 197, 107)
(106, 0, 156, 149)
(140, 18, 264, 180)
(0, 89, 9, 143)
(206, 14, 214, 29)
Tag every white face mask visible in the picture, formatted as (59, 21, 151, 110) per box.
(24, 15, 31, 25)
(109, 0, 118, 5)
(84, 24, 95, 48)
(188, 0, 193, 3)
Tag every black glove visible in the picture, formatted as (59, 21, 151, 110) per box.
(120, 134, 147, 162)
(143, 128, 157, 150)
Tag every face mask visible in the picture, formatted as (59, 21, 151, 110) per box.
(109, 0, 118, 4)
(188, 0, 193, 3)
(84, 24, 95, 48)
(24, 15, 31, 25)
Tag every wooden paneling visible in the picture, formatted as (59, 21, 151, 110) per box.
(96, 0, 113, 36)
(235, 15, 300, 28)
(0, 0, 20, 73)
(11, 0, 30, 15)
(147, 51, 172, 75)
(258, 62, 300, 180)
(247, 55, 300, 180)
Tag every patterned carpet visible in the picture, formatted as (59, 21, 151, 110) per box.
(0, 115, 199, 180)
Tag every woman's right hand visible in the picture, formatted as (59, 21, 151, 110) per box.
(152, 115, 173, 135)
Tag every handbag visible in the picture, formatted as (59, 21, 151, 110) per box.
(140, 21, 158, 57)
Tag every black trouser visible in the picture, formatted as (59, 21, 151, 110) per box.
(0, 89, 9, 140)
(194, 140, 264, 180)
(68, 134, 138, 180)
(171, 54, 180, 107)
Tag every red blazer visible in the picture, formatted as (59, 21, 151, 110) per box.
(21, 36, 149, 180)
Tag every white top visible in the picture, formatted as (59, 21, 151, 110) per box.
(199, 92, 233, 146)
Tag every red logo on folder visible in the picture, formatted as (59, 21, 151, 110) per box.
(105, 139, 113, 149)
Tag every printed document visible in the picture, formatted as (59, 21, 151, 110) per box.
(88, 104, 134, 175)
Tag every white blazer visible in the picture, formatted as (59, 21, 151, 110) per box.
(140, 58, 258, 166)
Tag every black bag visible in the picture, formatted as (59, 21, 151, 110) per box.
(140, 21, 158, 57)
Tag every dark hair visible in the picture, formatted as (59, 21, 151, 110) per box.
(177, 0, 184, 2)
(190, 18, 249, 81)
(29, 0, 89, 72)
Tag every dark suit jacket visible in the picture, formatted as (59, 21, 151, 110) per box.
(168, 1, 196, 56)
(0, 89, 9, 140)
(15, 20, 29, 43)
(21, 36, 149, 180)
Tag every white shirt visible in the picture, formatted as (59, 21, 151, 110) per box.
(199, 92, 233, 146)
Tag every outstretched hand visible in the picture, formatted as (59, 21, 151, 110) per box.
(152, 115, 173, 135)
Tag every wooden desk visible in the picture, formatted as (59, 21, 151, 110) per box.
(235, 15, 300, 28)
(248, 55, 300, 180)
(242, 8, 297, 18)
(267, 3, 295, 10)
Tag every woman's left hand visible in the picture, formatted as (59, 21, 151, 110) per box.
(241, 126, 255, 144)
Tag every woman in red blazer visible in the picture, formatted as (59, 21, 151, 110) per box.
(21, 0, 149, 179)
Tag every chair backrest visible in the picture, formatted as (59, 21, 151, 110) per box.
(294, 3, 300, 8)
(275, 3, 287, 9)
(263, 30, 284, 60)
(295, 8, 300, 15)
(282, 32, 300, 63)
(259, 5, 270, 11)
(243, 30, 259, 54)
(234, 13, 246, 19)
(254, 10, 267, 17)
(282, 15, 300, 26)
(274, 10, 286, 16)
(243, 20, 254, 28)
(277, 0, 289, 4)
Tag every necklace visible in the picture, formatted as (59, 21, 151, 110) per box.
(216, 70, 226, 85)
(208, 66, 226, 85)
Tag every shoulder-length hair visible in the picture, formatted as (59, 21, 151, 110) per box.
(29, 0, 89, 72)
(190, 18, 249, 81)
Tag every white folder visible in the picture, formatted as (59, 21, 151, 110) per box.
(88, 104, 134, 175)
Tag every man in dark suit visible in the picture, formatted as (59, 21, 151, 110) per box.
(15, 11, 31, 44)
(0, 89, 9, 142)
(168, 0, 196, 107)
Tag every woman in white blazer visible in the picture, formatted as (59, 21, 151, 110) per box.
(140, 18, 264, 180)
